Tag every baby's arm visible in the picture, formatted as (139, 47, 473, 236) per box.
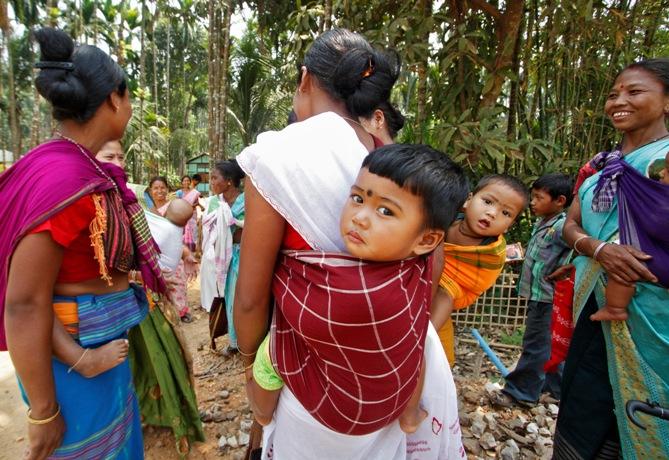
(52, 320, 128, 378)
(248, 335, 284, 425)
(430, 287, 454, 331)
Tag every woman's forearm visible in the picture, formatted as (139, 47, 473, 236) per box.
(6, 300, 58, 416)
(234, 182, 285, 365)
(5, 233, 62, 418)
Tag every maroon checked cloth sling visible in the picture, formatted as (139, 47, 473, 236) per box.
(270, 250, 432, 435)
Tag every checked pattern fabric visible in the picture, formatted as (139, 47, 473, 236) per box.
(270, 250, 432, 435)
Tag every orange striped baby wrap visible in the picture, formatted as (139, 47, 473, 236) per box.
(438, 235, 506, 363)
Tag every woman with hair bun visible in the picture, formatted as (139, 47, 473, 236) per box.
(0, 28, 159, 459)
(235, 28, 464, 459)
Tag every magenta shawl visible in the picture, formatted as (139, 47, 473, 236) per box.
(0, 140, 164, 350)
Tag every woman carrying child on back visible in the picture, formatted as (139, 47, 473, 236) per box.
(235, 28, 466, 459)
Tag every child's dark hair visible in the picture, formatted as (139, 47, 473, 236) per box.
(361, 144, 469, 231)
(473, 174, 529, 210)
(34, 28, 127, 123)
(532, 173, 574, 207)
(191, 173, 202, 183)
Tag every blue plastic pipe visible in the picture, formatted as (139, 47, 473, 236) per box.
(471, 328, 510, 377)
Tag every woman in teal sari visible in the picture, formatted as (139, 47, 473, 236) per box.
(555, 59, 669, 459)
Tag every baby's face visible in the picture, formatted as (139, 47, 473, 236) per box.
(340, 168, 427, 262)
(462, 183, 525, 238)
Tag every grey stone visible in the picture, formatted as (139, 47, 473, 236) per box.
(232, 453, 246, 460)
(220, 390, 231, 399)
(526, 422, 539, 435)
(539, 427, 552, 437)
(530, 405, 547, 416)
(463, 437, 481, 455)
(227, 435, 239, 449)
(238, 431, 250, 446)
(470, 420, 487, 437)
(509, 415, 527, 430)
(548, 404, 559, 416)
(535, 414, 547, 428)
(240, 419, 254, 432)
(218, 435, 228, 449)
(500, 439, 520, 460)
(478, 432, 497, 450)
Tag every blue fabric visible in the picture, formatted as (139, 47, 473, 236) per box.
(223, 193, 245, 348)
(53, 285, 148, 347)
(19, 340, 143, 459)
(503, 300, 563, 402)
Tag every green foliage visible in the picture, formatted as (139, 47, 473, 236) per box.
(499, 327, 525, 347)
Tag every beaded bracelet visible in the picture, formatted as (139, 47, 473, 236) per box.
(592, 241, 608, 261)
(27, 404, 61, 425)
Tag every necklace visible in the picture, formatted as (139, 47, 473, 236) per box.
(55, 131, 118, 192)
(341, 116, 365, 129)
(458, 221, 480, 239)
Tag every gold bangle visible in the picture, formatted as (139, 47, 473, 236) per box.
(27, 404, 61, 425)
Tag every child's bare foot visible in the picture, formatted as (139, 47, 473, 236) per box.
(399, 406, 428, 434)
(590, 305, 628, 322)
(76, 339, 129, 378)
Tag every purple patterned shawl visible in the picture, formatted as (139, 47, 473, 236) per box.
(0, 140, 165, 350)
(594, 156, 669, 286)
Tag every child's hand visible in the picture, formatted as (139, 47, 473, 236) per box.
(546, 264, 575, 281)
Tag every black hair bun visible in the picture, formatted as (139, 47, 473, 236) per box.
(332, 48, 399, 119)
(34, 28, 89, 120)
(34, 27, 74, 62)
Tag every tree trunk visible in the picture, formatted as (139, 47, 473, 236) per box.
(506, 8, 525, 141)
(414, 0, 432, 143)
(215, 0, 233, 161)
(207, 0, 218, 162)
(0, 1, 22, 160)
(474, 0, 526, 111)
(137, 0, 146, 184)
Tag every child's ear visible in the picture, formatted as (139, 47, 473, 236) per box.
(555, 195, 567, 207)
(413, 229, 445, 256)
(462, 192, 473, 209)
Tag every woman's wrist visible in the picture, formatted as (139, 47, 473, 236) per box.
(27, 400, 59, 419)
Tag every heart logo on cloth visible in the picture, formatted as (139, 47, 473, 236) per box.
(432, 417, 443, 435)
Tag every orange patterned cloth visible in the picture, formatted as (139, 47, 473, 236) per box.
(438, 235, 506, 362)
(440, 235, 507, 309)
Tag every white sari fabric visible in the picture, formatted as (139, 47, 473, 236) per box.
(237, 112, 465, 459)
(144, 211, 184, 272)
(199, 196, 234, 312)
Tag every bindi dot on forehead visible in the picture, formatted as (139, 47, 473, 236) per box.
(366, 190, 373, 197)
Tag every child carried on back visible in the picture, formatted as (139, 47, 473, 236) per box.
(48, 199, 193, 378)
(248, 144, 469, 434)
(430, 175, 529, 363)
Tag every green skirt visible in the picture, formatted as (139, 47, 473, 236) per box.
(129, 301, 205, 457)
